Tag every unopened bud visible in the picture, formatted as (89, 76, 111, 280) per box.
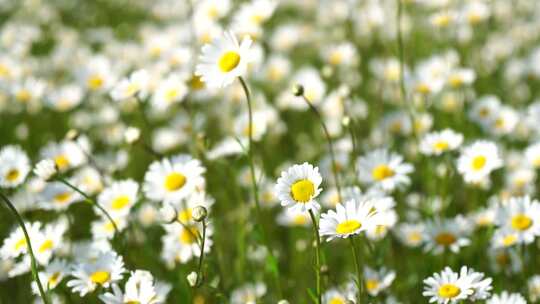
(65, 129, 79, 141)
(187, 271, 198, 287)
(192, 206, 208, 222)
(342, 116, 351, 127)
(124, 127, 141, 145)
(277, 300, 290, 304)
(292, 84, 304, 97)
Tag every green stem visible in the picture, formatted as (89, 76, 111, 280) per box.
(308, 210, 322, 304)
(195, 219, 207, 287)
(301, 94, 343, 202)
(56, 177, 119, 235)
(349, 236, 363, 301)
(0, 192, 50, 304)
(238, 76, 283, 297)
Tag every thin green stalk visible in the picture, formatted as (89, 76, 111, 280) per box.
(0, 192, 50, 304)
(56, 177, 119, 234)
(308, 209, 322, 304)
(349, 236, 363, 301)
(238, 76, 283, 297)
(301, 94, 343, 202)
(195, 219, 207, 287)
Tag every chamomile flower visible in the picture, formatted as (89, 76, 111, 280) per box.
(33, 220, 67, 265)
(39, 182, 81, 210)
(33, 159, 57, 181)
(525, 142, 540, 168)
(394, 223, 425, 247)
(98, 179, 139, 216)
(275, 162, 323, 213)
(276, 209, 311, 227)
(161, 222, 213, 266)
(423, 267, 474, 304)
(457, 141, 503, 184)
(196, 31, 253, 88)
(495, 196, 540, 244)
(32, 259, 68, 295)
(486, 292, 526, 304)
(319, 199, 380, 241)
(151, 73, 188, 110)
(364, 267, 396, 296)
(143, 155, 205, 204)
(0, 222, 41, 260)
(0, 145, 30, 188)
(40, 140, 87, 172)
(459, 266, 492, 301)
(424, 217, 471, 254)
(67, 251, 125, 296)
(419, 129, 463, 156)
(230, 282, 266, 304)
(99, 270, 159, 304)
(110, 69, 150, 101)
(357, 149, 414, 192)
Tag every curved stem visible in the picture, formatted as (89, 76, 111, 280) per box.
(0, 192, 49, 304)
(56, 177, 119, 235)
(238, 76, 283, 297)
(349, 236, 363, 301)
(195, 219, 207, 287)
(301, 94, 343, 202)
(308, 210, 322, 304)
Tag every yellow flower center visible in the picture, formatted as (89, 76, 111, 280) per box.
(372, 165, 395, 181)
(329, 298, 345, 304)
(179, 226, 198, 244)
(218, 51, 241, 72)
(38, 239, 54, 253)
(329, 51, 343, 65)
(502, 234, 518, 247)
(290, 179, 315, 203)
(87, 75, 104, 90)
(49, 272, 61, 286)
(178, 208, 193, 223)
(408, 232, 422, 243)
(165, 88, 179, 102)
(366, 279, 379, 291)
(293, 215, 308, 225)
(54, 192, 72, 204)
(471, 155, 486, 171)
(54, 155, 70, 170)
(416, 83, 431, 94)
(438, 284, 461, 299)
(164, 172, 186, 191)
(189, 75, 205, 90)
(90, 270, 110, 284)
(435, 232, 456, 246)
(15, 237, 27, 250)
(448, 75, 463, 88)
(5, 169, 20, 182)
(335, 220, 362, 234)
(15, 90, 31, 102)
(511, 214, 533, 231)
(433, 140, 449, 152)
(111, 195, 130, 210)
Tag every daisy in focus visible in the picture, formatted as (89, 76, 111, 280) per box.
(457, 141, 503, 184)
(275, 162, 323, 213)
(319, 199, 380, 241)
(357, 149, 414, 192)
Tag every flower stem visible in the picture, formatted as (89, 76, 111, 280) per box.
(195, 219, 207, 287)
(301, 94, 342, 202)
(349, 236, 364, 301)
(0, 192, 50, 304)
(238, 76, 283, 297)
(56, 177, 119, 235)
(308, 209, 322, 304)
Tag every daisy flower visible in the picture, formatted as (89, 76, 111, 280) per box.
(394, 223, 425, 247)
(457, 141, 503, 184)
(143, 155, 206, 204)
(459, 266, 492, 301)
(39, 182, 82, 210)
(419, 129, 463, 156)
(319, 199, 380, 241)
(40, 140, 87, 172)
(525, 142, 540, 168)
(151, 73, 188, 110)
(99, 270, 159, 304)
(0, 145, 30, 188)
(110, 69, 150, 101)
(356, 149, 414, 192)
(67, 251, 125, 296)
(363, 267, 396, 297)
(423, 267, 474, 304)
(486, 291, 526, 304)
(276, 209, 311, 227)
(275, 162, 323, 213)
(0, 222, 42, 260)
(195, 31, 253, 88)
(98, 179, 139, 217)
(495, 196, 540, 244)
(161, 222, 213, 267)
(230, 282, 266, 304)
(528, 275, 540, 302)
(31, 259, 68, 295)
(424, 217, 471, 254)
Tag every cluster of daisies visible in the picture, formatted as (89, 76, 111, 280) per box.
(3, 0, 540, 303)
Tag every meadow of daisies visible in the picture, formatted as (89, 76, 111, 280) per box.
(3, 0, 540, 303)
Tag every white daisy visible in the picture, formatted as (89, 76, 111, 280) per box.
(319, 199, 380, 241)
(419, 129, 463, 156)
(31, 259, 68, 295)
(67, 251, 125, 296)
(40, 140, 87, 172)
(0, 145, 30, 188)
(525, 142, 540, 168)
(424, 217, 471, 254)
(356, 149, 414, 191)
(486, 291, 526, 304)
(495, 196, 540, 244)
(39, 182, 82, 210)
(143, 155, 206, 204)
(275, 162, 323, 213)
(459, 266, 492, 301)
(33, 159, 57, 181)
(99, 270, 159, 304)
(230, 282, 267, 304)
(423, 267, 474, 304)
(196, 31, 253, 88)
(457, 141, 503, 184)
(110, 69, 150, 101)
(363, 266, 396, 296)
(161, 222, 213, 267)
(98, 179, 139, 217)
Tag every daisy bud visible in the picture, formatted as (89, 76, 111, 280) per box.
(65, 129, 80, 141)
(342, 116, 351, 127)
(124, 127, 141, 145)
(34, 159, 57, 181)
(292, 84, 304, 96)
(192, 206, 208, 222)
(159, 204, 177, 223)
(277, 300, 290, 304)
(320, 264, 329, 275)
(187, 271, 198, 287)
